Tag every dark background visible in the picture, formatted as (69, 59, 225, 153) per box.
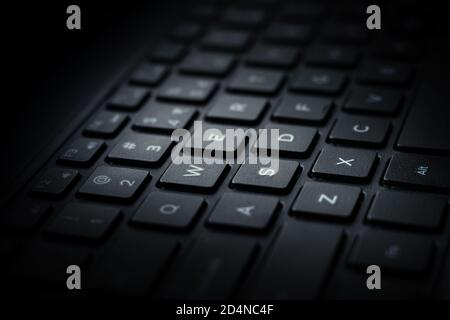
(1, 1, 174, 200)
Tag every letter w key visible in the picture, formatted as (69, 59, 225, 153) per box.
(159, 161, 229, 192)
(183, 165, 204, 177)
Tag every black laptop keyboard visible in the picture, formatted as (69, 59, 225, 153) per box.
(1, 0, 450, 299)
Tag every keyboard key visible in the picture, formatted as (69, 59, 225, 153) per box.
(107, 85, 149, 111)
(290, 68, 347, 94)
(201, 30, 251, 52)
(322, 22, 368, 44)
(151, 42, 186, 63)
(78, 166, 149, 201)
(208, 193, 279, 230)
(157, 76, 218, 104)
(231, 160, 300, 193)
(107, 133, 172, 167)
(206, 94, 268, 124)
(257, 124, 317, 158)
(188, 4, 218, 22)
(264, 23, 312, 45)
(349, 230, 433, 275)
(0, 202, 51, 231)
(221, 8, 266, 29)
(344, 86, 402, 114)
(329, 115, 391, 147)
(311, 146, 377, 183)
(246, 44, 300, 68)
(187, 122, 249, 155)
(159, 161, 229, 192)
(367, 190, 447, 230)
(227, 68, 284, 95)
(133, 103, 196, 133)
(31, 168, 79, 198)
(10, 244, 88, 288)
(84, 112, 128, 138)
(306, 45, 360, 68)
(383, 154, 450, 192)
(180, 51, 235, 76)
(273, 94, 332, 124)
(278, 3, 326, 21)
(396, 63, 450, 155)
(129, 63, 168, 86)
(132, 192, 204, 229)
(358, 61, 413, 86)
(372, 38, 424, 60)
(58, 138, 105, 167)
(46, 203, 121, 241)
(163, 235, 256, 299)
(90, 233, 177, 295)
(252, 221, 343, 299)
(292, 182, 361, 220)
(170, 22, 202, 42)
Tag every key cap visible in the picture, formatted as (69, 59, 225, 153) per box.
(278, 3, 326, 21)
(208, 193, 279, 231)
(329, 115, 391, 147)
(306, 45, 360, 68)
(133, 102, 196, 133)
(292, 182, 361, 220)
(257, 124, 318, 158)
(290, 68, 347, 94)
(46, 203, 121, 241)
(78, 166, 149, 201)
(107, 85, 149, 111)
(183, 123, 249, 158)
(383, 154, 450, 192)
(396, 56, 450, 155)
(84, 112, 128, 138)
(231, 160, 300, 193)
(252, 222, 343, 299)
(151, 42, 186, 63)
(372, 38, 424, 60)
(344, 86, 402, 114)
(170, 23, 202, 42)
(221, 8, 266, 29)
(188, 4, 218, 22)
(367, 190, 447, 230)
(159, 161, 229, 192)
(349, 230, 433, 275)
(0, 202, 51, 231)
(311, 146, 377, 183)
(163, 235, 256, 299)
(227, 68, 284, 95)
(358, 61, 413, 86)
(157, 76, 217, 104)
(132, 192, 204, 229)
(89, 232, 177, 295)
(180, 51, 235, 77)
(246, 44, 300, 68)
(206, 94, 268, 124)
(273, 94, 332, 124)
(107, 133, 172, 167)
(10, 244, 88, 288)
(322, 22, 368, 44)
(31, 168, 79, 198)
(129, 63, 168, 86)
(58, 138, 105, 167)
(201, 30, 251, 52)
(264, 23, 312, 45)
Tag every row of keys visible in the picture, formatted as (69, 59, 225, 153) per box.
(8, 221, 434, 297)
(86, 86, 400, 145)
(30, 149, 450, 203)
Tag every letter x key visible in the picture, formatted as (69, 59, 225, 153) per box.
(311, 146, 377, 182)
